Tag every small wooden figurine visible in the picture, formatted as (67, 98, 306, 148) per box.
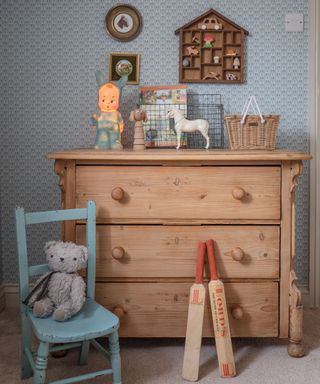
(167, 109, 209, 150)
(213, 55, 220, 64)
(198, 17, 222, 30)
(191, 34, 200, 44)
(203, 35, 215, 48)
(226, 73, 238, 80)
(130, 107, 148, 150)
(182, 58, 191, 67)
(186, 46, 199, 55)
(203, 71, 221, 80)
(226, 48, 237, 56)
(233, 57, 240, 69)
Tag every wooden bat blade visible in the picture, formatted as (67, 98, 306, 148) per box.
(182, 283, 206, 381)
(208, 279, 236, 377)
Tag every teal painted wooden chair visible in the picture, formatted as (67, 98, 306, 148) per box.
(15, 200, 122, 384)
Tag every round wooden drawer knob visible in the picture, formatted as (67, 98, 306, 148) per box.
(113, 306, 125, 318)
(111, 187, 124, 201)
(231, 306, 244, 320)
(232, 187, 246, 200)
(231, 247, 245, 261)
(112, 246, 125, 260)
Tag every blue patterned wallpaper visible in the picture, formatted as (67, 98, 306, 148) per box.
(0, 0, 310, 285)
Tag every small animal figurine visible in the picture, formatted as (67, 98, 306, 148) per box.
(213, 55, 220, 64)
(90, 71, 127, 150)
(25, 241, 88, 321)
(226, 73, 238, 80)
(203, 71, 221, 80)
(226, 48, 237, 56)
(130, 107, 148, 150)
(167, 109, 210, 150)
(186, 46, 199, 55)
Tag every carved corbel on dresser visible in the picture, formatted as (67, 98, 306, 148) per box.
(287, 161, 304, 357)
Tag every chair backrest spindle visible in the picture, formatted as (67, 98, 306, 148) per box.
(15, 207, 30, 307)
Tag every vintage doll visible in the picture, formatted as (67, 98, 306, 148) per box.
(91, 71, 127, 149)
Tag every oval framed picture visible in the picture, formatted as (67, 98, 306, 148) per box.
(105, 4, 142, 41)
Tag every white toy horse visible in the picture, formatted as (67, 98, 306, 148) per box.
(167, 109, 210, 149)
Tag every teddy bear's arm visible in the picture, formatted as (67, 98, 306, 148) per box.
(70, 275, 86, 314)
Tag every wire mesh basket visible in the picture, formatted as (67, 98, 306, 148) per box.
(139, 93, 224, 149)
(186, 93, 224, 149)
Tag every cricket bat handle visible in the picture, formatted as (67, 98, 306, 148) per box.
(206, 239, 218, 280)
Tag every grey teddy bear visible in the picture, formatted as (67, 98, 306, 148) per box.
(27, 241, 88, 321)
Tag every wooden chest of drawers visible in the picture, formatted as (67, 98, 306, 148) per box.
(48, 149, 311, 357)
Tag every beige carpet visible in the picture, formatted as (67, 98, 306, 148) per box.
(0, 307, 319, 384)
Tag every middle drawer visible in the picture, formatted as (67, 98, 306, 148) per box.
(76, 225, 280, 279)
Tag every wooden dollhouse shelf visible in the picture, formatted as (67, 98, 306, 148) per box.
(175, 8, 249, 83)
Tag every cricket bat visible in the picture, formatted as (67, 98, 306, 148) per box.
(206, 239, 236, 378)
(182, 241, 206, 381)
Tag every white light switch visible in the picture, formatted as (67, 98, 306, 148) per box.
(285, 13, 304, 32)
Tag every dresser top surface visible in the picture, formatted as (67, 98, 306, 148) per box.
(48, 149, 311, 162)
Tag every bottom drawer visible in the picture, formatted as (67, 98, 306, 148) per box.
(96, 281, 279, 337)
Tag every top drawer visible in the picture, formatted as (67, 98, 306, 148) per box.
(76, 166, 280, 221)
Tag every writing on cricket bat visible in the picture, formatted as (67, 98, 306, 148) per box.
(209, 281, 235, 377)
(191, 288, 205, 305)
(211, 286, 229, 337)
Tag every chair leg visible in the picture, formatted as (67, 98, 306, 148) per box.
(21, 346, 33, 379)
(33, 341, 49, 384)
(109, 331, 122, 384)
(79, 340, 90, 366)
(21, 312, 33, 379)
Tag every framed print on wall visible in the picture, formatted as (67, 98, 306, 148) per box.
(105, 4, 142, 41)
(109, 52, 140, 85)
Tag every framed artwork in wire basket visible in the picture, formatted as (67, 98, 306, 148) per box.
(139, 85, 188, 148)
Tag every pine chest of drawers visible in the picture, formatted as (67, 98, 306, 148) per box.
(48, 149, 311, 357)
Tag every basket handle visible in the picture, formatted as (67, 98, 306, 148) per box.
(241, 96, 265, 125)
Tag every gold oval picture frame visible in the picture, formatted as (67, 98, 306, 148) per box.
(105, 4, 142, 42)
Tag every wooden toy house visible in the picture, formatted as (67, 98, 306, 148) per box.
(175, 9, 249, 83)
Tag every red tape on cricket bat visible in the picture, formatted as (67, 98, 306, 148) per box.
(195, 241, 205, 284)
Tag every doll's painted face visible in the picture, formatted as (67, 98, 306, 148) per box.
(98, 83, 120, 112)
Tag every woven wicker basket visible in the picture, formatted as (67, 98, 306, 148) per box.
(225, 114, 280, 150)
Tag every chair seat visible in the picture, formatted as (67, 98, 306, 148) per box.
(28, 298, 119, 343)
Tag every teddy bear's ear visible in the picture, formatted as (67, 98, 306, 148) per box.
(44, 241, 57, 252)
(80, 246, 88, 263)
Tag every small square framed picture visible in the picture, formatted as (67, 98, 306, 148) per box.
(109, 52, 140, 85)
